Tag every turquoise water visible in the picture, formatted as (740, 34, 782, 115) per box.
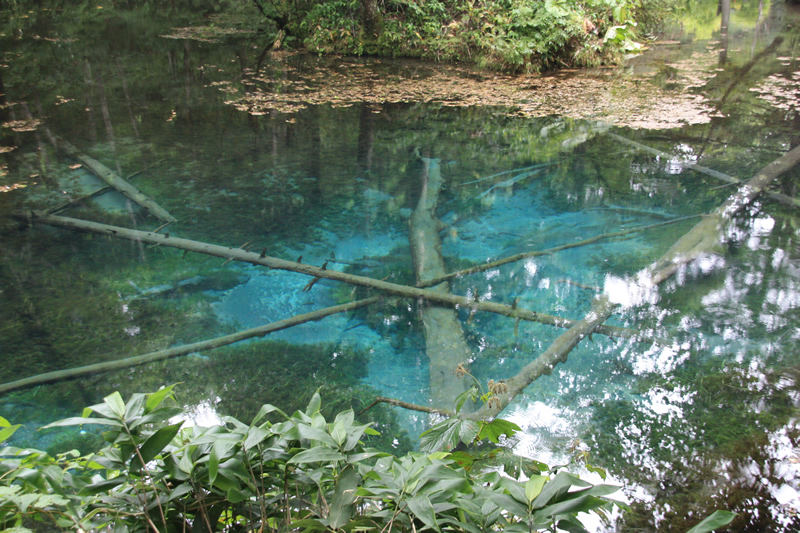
(3, 2, 800, 530)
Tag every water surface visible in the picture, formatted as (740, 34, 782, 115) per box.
(2, 1, 800, 530)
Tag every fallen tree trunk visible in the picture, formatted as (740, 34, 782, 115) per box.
(374, 143, 800, 419)
(409, 157, 473, 408)
(18, 212, 637, 339)
(0, 296, 381, 395)
(53, 136, 177, 222)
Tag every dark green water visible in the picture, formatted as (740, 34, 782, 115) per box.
(2, 1, 800, 530)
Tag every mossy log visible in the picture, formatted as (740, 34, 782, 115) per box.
(0, 296, 381, 394)
(16, 212, 636, 339)
(54, 136, 177, 222)
(409, 157, 473, 409)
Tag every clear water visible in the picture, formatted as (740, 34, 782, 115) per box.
(2, 1, 800, 530)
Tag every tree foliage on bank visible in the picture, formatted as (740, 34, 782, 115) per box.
(257, 0, 669, 72)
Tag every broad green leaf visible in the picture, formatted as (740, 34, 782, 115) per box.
(333, 409, 355, 428)
(525, 475, 548, 504)
(15, 468, 46, 491)
(0, 416, 12, 427)
(449, 451, 476, 470)
(486, 491, 528, 518)
(499, 477, 527, 505)
(124, 394, 146, 421)
(288, 447, 345, 464)
(43, 417, 122, 429)
(168, 483, 193, 501)
(555, 516, 590, 533)
(477, 418, 521, 444)
(343, 423, 372, 451)
(218, 457, 250, 482)
(686, 510, 738, 533)
(129, 407, 185, 429)
(329, 464, 360, 529)
(405, 494, 439, 532)
(252, 403, 286, 425)
(79, 476, 126, 496)
(457, 419, 480, 445)
(331, 420, 347, 447)
(178, 449, 194, 475)
(532, 472, 590, 509)
(243, 426, 270, 450)
(209, 438, 238, 486)
(0, 424, 21, 443)
(16, 493, 40, 513)
(535, 495, 609, 519)
(454, 386, 478, 413)
(132, 422, 182, 470)
(103, 392, 127, 419)
(419, 418, 461, 452)
(296, 423, 339, 448)
(344, 450, 388, 463)
(145, 384, 178, 414)
(226, 486, 250, 504)
(306, 389, 322, 416)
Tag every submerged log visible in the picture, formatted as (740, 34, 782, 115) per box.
(18, 212, 637, 339)
(0, 296, 381, 395)
(53, 136, 177, 222)
(409, 157, 473, 408)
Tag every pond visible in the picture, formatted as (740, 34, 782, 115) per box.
(2, 0, 800, 530)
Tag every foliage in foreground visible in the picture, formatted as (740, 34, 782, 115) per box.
(0, 386, 630, 532)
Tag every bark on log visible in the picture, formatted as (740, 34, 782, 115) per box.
(0, 296, 381, 395)
(19, 212, 637, 339)
(409, 157, 472, 408)
(53, 136, 177, 222)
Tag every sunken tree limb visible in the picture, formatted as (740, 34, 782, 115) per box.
(0, 296, 381, 394)
(53, 136, 177, 223)
(409, 157, 473, 408)
(18, 212, 637, 339)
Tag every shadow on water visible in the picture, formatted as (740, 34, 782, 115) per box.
(2, 0, 800, 530)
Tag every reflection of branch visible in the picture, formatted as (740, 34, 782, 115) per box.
(0, 296, 382, 394)
(420, 214, 702, 287)
(608, 132, 800, 208)
(251, 0, 269, 19)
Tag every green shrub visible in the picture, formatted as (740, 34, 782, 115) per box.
(0, 386, 627, 532)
